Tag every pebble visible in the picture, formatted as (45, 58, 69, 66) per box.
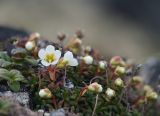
(50, 108, 65, 116)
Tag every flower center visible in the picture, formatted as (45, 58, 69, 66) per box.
(44, 53, 56, 63)
(57, 59, 69, 68)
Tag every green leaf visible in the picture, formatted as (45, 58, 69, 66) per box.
(25, 57, 38, 66)
(0, 68, 10, 81)
(0, 68, 26, 83)
(0, 52, 11, 61)
(0, 59, 12, 67)
(9, 69, 25, 81)
(8, 81, 20, 92)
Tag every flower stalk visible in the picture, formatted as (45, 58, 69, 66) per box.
(92, 94, 99, 116)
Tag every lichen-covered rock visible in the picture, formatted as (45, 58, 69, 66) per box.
(0, 97, 37, 116)
(0, 91, 29, 107)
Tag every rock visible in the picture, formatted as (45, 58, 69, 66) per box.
(140, 58, 160, 86)
(0, 97, 37, 116)
(50, 108, 65, 116)
(37, 109, 44, 116)
(50, 108, 79, 116)
(0, 91, 29, 107)
(64, 79, 74, 89)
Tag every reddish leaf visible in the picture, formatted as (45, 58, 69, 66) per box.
(80, 86, 88, 96)
(48, 66, 57, 81)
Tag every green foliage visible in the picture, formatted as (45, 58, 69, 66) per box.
(0, 52, 11, 61)
(0, 68, 26, 92)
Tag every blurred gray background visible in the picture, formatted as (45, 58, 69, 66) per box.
(0, 0, 160, 62)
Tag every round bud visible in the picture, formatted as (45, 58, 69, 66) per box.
(39, 88, 52, 99)
(25, 41, 36, 51)
(105, 88, 115, 99)
(114, 66, 125, 76)
(83, 55, 93, 65)
(88, 82, 103, 93)
(114, 78, 124, 87)
(146, 91, 158, 100)
(57, 32, 66, 41)
(110, 56, 125, 68)
(99, 61, 107, 69)
(75, 29, 84, 39)
(132, 76, 142, 84)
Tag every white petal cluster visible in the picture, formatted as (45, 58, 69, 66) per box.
(38, 45, 61, 66)
(63, 51, 78, 66)
(38, 45, 79, 67)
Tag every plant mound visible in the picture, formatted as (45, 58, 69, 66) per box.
(0, 31, 159, 116)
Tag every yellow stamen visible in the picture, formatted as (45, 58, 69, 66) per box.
(57, 59, 69, 68)
(44, 53, 56, 63)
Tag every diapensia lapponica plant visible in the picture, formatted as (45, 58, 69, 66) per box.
(0, 30, 159, 116)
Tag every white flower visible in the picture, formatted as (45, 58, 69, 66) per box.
(99, 61, 107, 69)
(83, 55, 93, 65)
(25, 41, 35, 51)
(88, 82, 103, 93)
(114, 78, 124, 87)
(105, 88, 115, 99)
(63, 51, 78, 66)
(38, 45, 61, 66)
(39, 88, 52, 98)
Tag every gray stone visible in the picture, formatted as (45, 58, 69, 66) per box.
(140, 58, 160, 86)
(50, 108, 65, 116)
(64, 79, 74, 89)
(0, 91, 29, 107)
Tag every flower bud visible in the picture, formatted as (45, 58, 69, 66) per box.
(39, 88, 52, 98)
(88, 82, 103, 93)
(110, 56, 125, 68)
(143, 85, 153, 93)
(75, 29, 84, 39)
(57, 32, 66, 41)
(132, 76, 142, 84)
(29, 32, 40, 41)
(25, 41, 36, 51)
(114, 66, 125, 76)
(85, 46, 92, 53)
(99, 61, 107, 69)
(105, 88, 115, 99)
(114, 78, 124, 87)
(83, 55, 93, 65)
(74, 38, 82, 45)
(146, 91, 158, 100)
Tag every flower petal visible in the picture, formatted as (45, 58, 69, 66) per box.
(41, 60, 50, 66)
(64, 51, 73, 61)
(69, 58, 78, 66)
(46, 45, 55, 54)
(38, 49, 45, 59)
(51, 59, 59, 65)
(55, 50, 61, 60)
